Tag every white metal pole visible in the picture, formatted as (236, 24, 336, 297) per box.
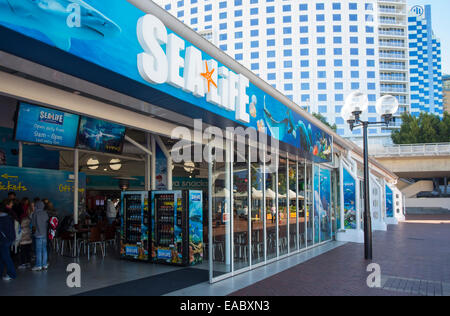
(145, 133, 151, 191)
(262, 143, 267, 263)
(74, 149, 79, 225)
(208, 145, 213, 283)
(225, 131, 232, 269)
(151, 135, 156, 190)
(339, 161, 345, 231)
(247, 142, 252, 267)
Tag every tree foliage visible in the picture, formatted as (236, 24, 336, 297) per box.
(391, 112, 450, 144)
(312, 113, 337, 132)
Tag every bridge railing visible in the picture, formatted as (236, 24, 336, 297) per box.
(371, 143, 450, 157)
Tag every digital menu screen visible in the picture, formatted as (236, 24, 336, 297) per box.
(77, 116, 126, 154)
(15, 102, 80, 148)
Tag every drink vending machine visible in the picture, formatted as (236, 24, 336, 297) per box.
(151, 190, 203, 266)
(120, 191, 150, 261)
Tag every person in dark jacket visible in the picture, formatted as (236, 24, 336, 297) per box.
(7, 192, 22, 220)
(31, 201, 49, 271)
(0, 199, 17, 280)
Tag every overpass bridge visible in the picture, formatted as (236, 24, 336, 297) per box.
(371, 143, 450, 213)
(370, 143, 450, 179)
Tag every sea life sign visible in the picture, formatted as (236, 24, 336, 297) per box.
(0, 0, 333, 163)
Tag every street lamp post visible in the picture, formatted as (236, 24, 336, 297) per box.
(342, 93, 399, 260)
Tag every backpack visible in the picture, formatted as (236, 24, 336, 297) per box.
(48, 217, 59, 241)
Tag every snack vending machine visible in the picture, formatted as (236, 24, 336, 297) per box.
(151, 190, 203, 266)
(120, 191, 150, 261)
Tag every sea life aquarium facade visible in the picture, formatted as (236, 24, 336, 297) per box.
(0, 0, 404, 283)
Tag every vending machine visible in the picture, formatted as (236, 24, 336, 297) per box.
(150, 190, 203, 266)
(120, 191, 150, 261)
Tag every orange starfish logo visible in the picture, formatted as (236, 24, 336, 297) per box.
(201, 61, 217, 93)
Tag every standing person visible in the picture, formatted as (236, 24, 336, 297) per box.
(0, 199, 17, 281)
(45, 202, 59, 257)
(7, 192, 21, 220)
(31, 201, 49, 271)
(20, 198, 31, 219)
(18, 205, 32, 269)
(45, 201, 58, 219)
(106, 198, 118, 225)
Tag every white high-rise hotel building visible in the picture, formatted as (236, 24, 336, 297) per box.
(156, 0, 410, 146)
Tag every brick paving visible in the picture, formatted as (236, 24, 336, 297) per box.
(231, 215, 450, 296)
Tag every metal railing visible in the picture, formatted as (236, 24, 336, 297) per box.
(371, 143, 450, 157)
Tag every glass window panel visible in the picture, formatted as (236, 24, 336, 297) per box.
(332, 169, 340, 236)
(288, 158, 297, 252)
(313, 165, 320, 244)
(278, 157, 288, 256)
(320, 167, 332, 242)
(233, 140, 249, 270)
(265, 153, 278, 260)
(298, 160, 306, 249)
(306, 163, 313, 246)
(211, 144, 231, 277)
(251, 160, 264, 265)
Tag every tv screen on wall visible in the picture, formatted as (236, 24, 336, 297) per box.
(15, 102, 80, 148)
(77, 117, 126, 154)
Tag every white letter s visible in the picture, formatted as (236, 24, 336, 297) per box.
(137, 14, 168, 84)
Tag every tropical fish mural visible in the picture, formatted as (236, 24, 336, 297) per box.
(262, 96, 332, 162)
(0, 0, 121, 51)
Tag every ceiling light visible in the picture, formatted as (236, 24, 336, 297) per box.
(87, 157, 99, 170)
(109, 158, 122, 171)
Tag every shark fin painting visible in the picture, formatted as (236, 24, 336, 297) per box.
(0, 0, 121, 51)
(263, 95, 296, 141)
(296, 120, 313, 153)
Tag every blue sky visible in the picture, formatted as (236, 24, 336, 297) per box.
(408, 0, 450, 74)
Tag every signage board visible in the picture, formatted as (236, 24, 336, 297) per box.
(15, 102, 80, 148)
(77, 116, 126, 154)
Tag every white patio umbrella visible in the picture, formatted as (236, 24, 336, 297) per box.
(214, 188, 230, 198)
(251, 187, 263, 199)
(289, 190, 297, 200)
(265, 188, 276, 199)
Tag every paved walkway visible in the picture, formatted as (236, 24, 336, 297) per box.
(231, 215, 450, 296)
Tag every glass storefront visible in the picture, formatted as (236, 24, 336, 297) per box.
(209, 138, 338, 282)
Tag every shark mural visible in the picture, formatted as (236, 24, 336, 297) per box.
(0, 0, 121, 51)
